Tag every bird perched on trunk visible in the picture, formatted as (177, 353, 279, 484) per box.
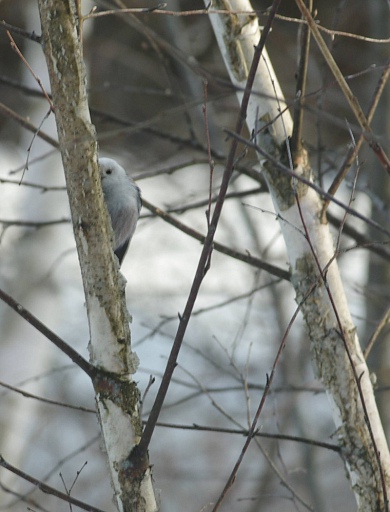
(99, 157, 141, 266)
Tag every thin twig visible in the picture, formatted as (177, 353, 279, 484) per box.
(203, 79, 214, 229)
(323, 57, 390, 216)
(22, 108, 53, 181)
(84, 6, 390, 44)
(0, 102, 58, 148)
(0, 380, 95, 414)
(153, 187, 264, 215)
(327, 212, 390, 262)
(224, 129, 390, 238)
(333, 122, 362, 254)
(0, 21, 41, 43)
(364, 306, 390, 360)
(135, 279, 282, 346)
(254, 440, 314, 511)
(0, 177, 65, 191)
(152, 421, 340, 451)
(0, 218, 70, 228)
(211, 301, 303, 511)
(3, 435, 100, 509)
(142, 198, 291, 280)
(295, 0, 390, 176)
(135, 0, 283, 463)
(179, 364, 244, 430)
(0, 456, 105, 512)
(6, 31, 53, 110)
(290, 0, 312, 157)
(60, 461, 88, 498)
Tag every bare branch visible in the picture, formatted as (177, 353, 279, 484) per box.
(364, 306, 390, 360)
(0, 102, 58, 148)
(0, 288, 96, 378)
(295, 0, 390, 176)
(0, 380, 95, 414)
(0, 20, 41, 43)
(0, 455, 106, 512)
(290, 0, 312, 157)
(142, 198, 291, 280)
(153, 421, 340, 452)
(324, 57, 390, 215)
(225, 129, 390, 238)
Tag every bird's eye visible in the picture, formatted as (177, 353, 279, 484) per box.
(106, 169, 112, 175)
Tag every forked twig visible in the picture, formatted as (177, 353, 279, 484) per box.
(211, 298, 308, 511)
(0, 456, 105, 512)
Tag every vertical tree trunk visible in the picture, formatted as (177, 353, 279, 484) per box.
(207, 0, 390, 509)
(38, 1, 157, 510)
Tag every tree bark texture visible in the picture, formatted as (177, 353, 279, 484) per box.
(38, 1, 157, 510)
(207, 0, 390, 509)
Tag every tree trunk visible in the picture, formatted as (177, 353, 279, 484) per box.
(38, 1, 157, 510)
(206, 0, 390, 509)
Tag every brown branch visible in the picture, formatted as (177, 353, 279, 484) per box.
(0, 20, 41, 43)
(142, 198, 291, 280)
(0, 218, 70, 228)
(203, 79, 214, 229)
(295, 0, 390, 177)
(0, 176, 65, 191)
(0, 102, 59, 147)
(0, 380, 95, 414)
(364, 306, 390, 360)
(6, 31, 53, 110)
(134, 0, 283, 463)
(0, 288, 96, 379)
(290, 0, 312, 158)
(323, 57, 390, 216)
(153, 422, 340, 452)
(0, 455, 106, 512)
(327, 211, 390, 262)
(212, 301, 303, 510)
(225, 129, 390, 238)
(85, 6, 390, 44)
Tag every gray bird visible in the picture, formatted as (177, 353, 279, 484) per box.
(99, 157, 141, 265)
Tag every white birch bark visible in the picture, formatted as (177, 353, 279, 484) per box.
(207, 0, 390, 508)
(37, 1, 157, 510)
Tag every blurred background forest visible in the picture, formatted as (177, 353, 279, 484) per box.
(0, 1, 389, 511)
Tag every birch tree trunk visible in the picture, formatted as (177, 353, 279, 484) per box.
(37, 1, 157, 510)
(207, 1, 390, 509)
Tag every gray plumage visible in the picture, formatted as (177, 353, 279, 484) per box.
(99, 157, 141, 265)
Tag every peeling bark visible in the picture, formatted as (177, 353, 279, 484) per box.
(38, 1, 157, 510)
(206, 0, 390, 508)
